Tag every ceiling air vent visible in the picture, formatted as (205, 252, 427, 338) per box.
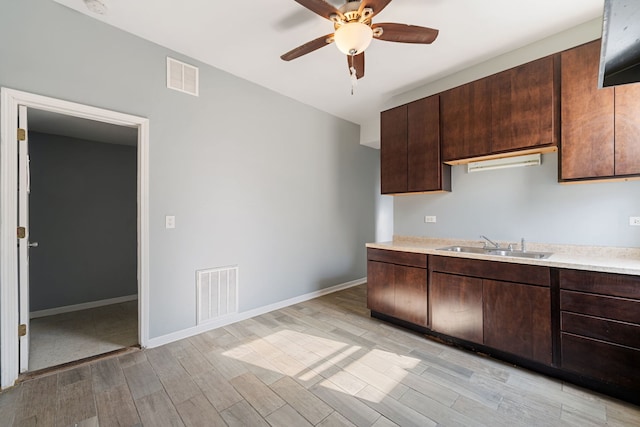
(166, 57, 199, 96)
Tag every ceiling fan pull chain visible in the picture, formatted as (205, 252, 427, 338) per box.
(349, 54, 358, 95)
(350, 66, 358, 95)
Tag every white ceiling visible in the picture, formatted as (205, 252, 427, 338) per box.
(52, 0, 604, 128)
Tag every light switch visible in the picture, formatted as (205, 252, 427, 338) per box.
(165, 215, 176, 229)
(630, 216, 640, 226)
(424, 216, 437, 223)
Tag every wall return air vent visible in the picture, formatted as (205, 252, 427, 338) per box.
(467, 153, 541, 173)
(196, 265, 238, 325)
(166, 57, 199, 96)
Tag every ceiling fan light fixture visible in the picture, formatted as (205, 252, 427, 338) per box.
(334, 22, 373, 55)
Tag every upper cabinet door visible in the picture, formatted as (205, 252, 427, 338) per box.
(614, 83, 640, 176)
(380, 96, 450, 195)
(560, 41, 615, 180)
(407, 95, 441, 192)
(491, 55, 558, 153)
(441, 78, 492, 161)
(380, 105, 408, 194)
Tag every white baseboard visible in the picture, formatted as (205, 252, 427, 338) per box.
(146, 277, 366, 349)
(30, 294, 138, 319)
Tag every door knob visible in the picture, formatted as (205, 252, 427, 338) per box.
(28, 242, 38, 248)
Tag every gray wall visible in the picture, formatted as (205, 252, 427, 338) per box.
(385, 18, 640, 249)
(395, 153, 640, 247)
(28, 132, 137, 311)
(0, 0, 378, 338)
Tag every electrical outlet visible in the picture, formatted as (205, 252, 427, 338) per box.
(630, 216, 640, 226)
(165, 215, 176, 229)
(424, 216, 437, 223)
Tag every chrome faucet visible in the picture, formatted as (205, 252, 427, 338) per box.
(480, 235, 500, 249)
(521, 237, 526, 252)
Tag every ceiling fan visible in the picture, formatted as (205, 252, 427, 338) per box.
(280, 0, 439, 81)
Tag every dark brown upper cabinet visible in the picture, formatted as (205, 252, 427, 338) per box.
(380, 95, 451, 195)
(441, 77, 492, 161)
(491, 56, 558, 153)
(441, 55, 559, 163)
(560, 40, 640, 181)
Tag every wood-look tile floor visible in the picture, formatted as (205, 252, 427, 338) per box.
(29, 301, 138, 371)
(1, 284, 639, 426)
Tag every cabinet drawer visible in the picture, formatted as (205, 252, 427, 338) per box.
(430, 255, 549, 286)
(561, 333, 640, 390)
(560, 290, 640, 324)
(367, 248, 427, 268)
(561, 311, 640, 348)
(559, 269, 640, 299)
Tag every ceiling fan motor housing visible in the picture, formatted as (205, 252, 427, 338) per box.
(334, 1, 373, 27)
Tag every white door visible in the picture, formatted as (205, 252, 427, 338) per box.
(17, 105, 31, 372)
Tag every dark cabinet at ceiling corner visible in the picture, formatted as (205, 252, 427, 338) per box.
(380, 95, 451, 194)
(441, 55, 558, 162)
(560, 40, 640, 181)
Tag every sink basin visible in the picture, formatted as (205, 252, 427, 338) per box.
(437, 246, 552, 259)
(484, 249, 552, 259)
(437, 246, 488, 254)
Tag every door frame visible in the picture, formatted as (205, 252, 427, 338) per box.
(0, 88, 150, 388)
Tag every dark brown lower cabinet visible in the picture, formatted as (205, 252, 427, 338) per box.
(368, 250, 640, 404)
(367, 261, 395, 318)
(393, 265, 428, 326)
(559, 269, 640, 393)
(367, 248, 428, 327)
(483, 280, 552, 365)
(561, 333, 640, 390)
(430, 272, 483, 343)
(429, 255, 552, 365)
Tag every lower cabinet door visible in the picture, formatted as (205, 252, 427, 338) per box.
(483, 280, 552, 365)
(393, 265, 428, 327)
(367, 261, 395, 317)
(431, 272, 483, 343)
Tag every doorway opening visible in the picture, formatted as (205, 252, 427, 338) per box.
(27, 109, 139, 371)
(1, 88, 149, 388)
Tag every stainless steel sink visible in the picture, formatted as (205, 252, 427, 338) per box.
(437, 246, 488, 254)
(437, 246, 552, 259)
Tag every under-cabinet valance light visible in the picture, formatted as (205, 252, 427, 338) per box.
(467, 154, 542, 173)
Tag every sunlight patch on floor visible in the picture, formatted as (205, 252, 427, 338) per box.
(222, 329, 421, 403)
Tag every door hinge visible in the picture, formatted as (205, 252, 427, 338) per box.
(17, 128, 26, 141)
(17, 226, 26, 239)
(18, 324, 27, 337)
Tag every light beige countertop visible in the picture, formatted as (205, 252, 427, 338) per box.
(366, 235, 640, 276)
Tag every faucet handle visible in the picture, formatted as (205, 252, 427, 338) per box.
(521, 237, 526, 252)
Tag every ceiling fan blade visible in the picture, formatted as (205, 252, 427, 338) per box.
(294, 0, 345, 21)
(358, 0, 393, 18)
(348, 52, 365, 79)
(281, 33, 334, 61)
(372, 23, 439, 44)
